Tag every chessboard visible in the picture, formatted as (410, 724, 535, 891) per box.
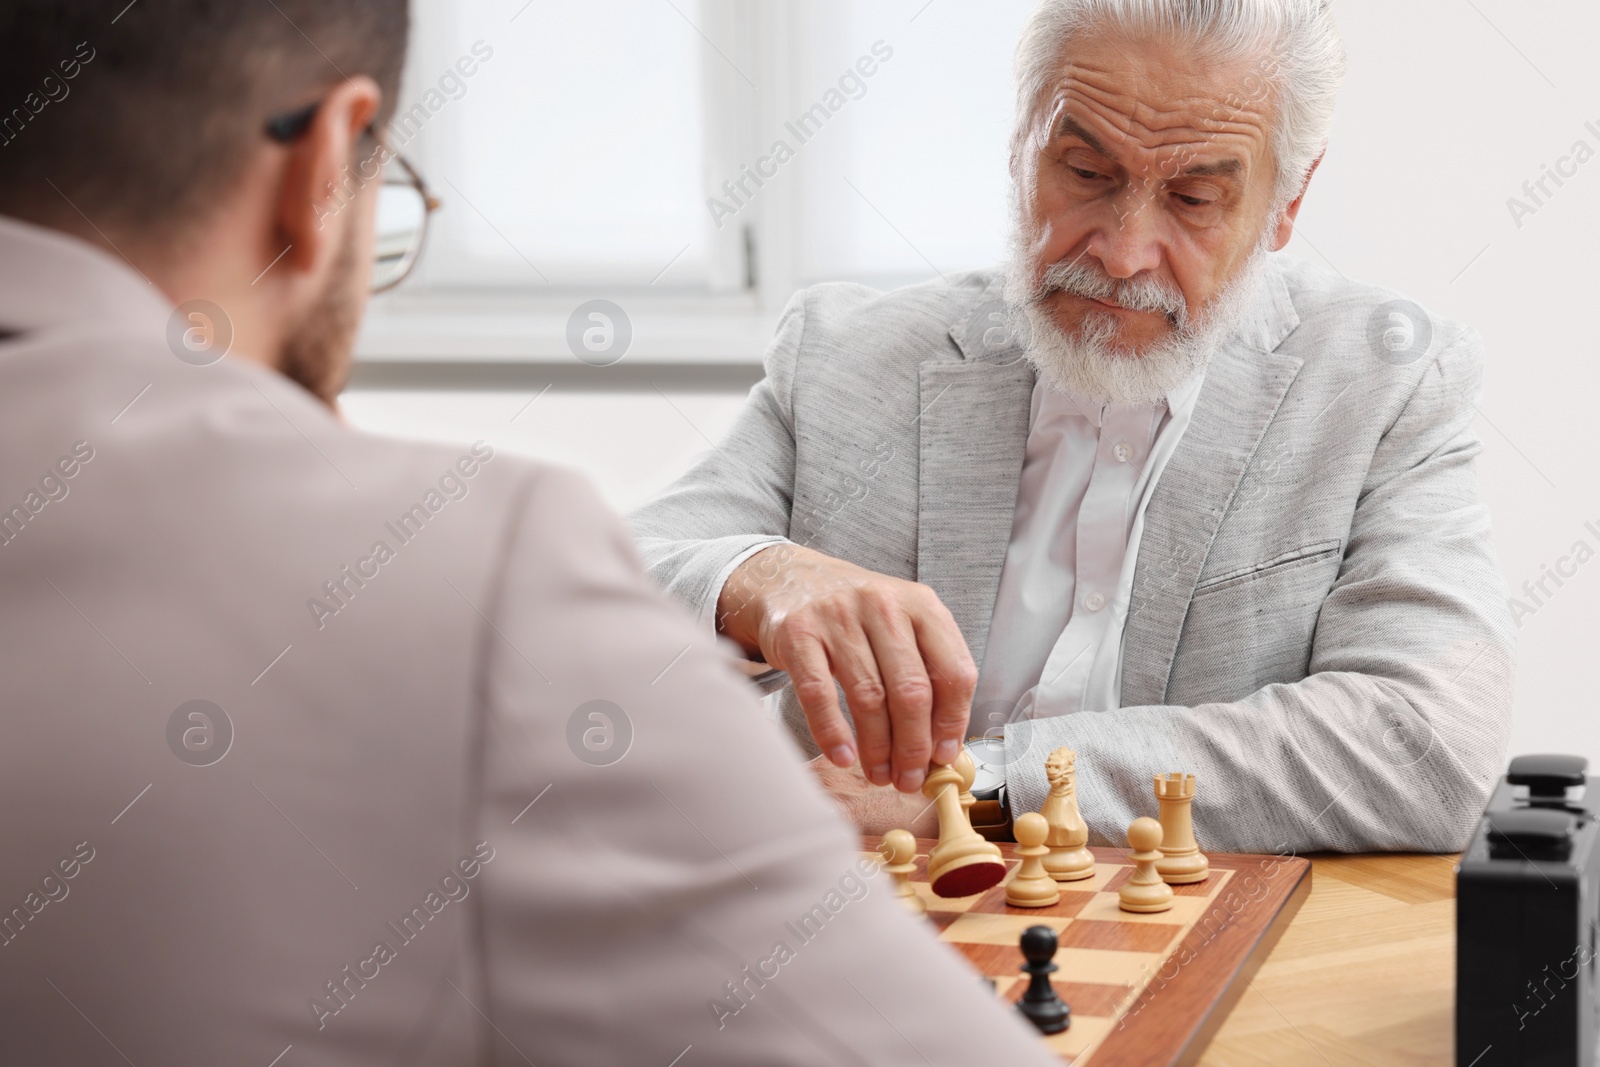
(861, 835, 1312, 1067)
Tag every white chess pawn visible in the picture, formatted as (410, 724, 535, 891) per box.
(1005, 813, 1061, 908)
(880, 829, 926, 916)
(1118, 817, 1175, 914)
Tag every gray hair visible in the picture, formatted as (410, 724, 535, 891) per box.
(1011, 0, 1346, 209)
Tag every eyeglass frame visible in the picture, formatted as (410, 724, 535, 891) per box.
(263, 101, 441, 293)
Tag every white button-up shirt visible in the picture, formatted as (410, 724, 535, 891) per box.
(970, 370, 1207, 732)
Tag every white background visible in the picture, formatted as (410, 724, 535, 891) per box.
(346, 0, 1600, 767)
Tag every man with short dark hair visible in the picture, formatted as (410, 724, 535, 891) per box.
(0, 4, 1058, 1064)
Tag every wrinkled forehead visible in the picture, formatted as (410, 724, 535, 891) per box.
(1034, 29, 1278, 176)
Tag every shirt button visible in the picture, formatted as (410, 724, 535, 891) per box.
(1113, 442, 1133, 463)
(1084, 592, 1106, 612)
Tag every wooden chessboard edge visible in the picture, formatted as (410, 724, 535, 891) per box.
(1086, 853, 1312, 1067)
(1162, 861, 1312, 1067)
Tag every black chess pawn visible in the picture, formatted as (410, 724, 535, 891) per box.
(1016, 924, 1071, 1035)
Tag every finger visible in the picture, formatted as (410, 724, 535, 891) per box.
(772, 631, 857, 770)
(857, 598, 935, 794)
(910, 597, 978, 767)
(827, 622, 895, 787)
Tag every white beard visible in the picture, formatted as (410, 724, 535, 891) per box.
(1003, 216, 1278, 407)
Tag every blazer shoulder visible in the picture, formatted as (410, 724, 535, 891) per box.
(314, 427, 565, 553)
(790, 269, 998, 369)
(1273, 254, 1483, 384)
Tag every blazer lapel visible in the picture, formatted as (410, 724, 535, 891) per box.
(1121, 265, 1306, 707)
(916, 286, 1035, 671)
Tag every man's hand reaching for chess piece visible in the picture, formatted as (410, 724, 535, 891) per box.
(806, 753, 941, 837)
(717, 543, 979, 794)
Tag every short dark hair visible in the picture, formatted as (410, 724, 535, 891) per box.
(0, 0, 409, 233)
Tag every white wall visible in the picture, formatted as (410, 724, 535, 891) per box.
(1298, 0, 1600, 764)
(341, 389, 750, 512)
(347, 0, 1600, 766)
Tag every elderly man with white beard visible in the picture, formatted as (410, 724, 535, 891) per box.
(630, 0, 1514, 854)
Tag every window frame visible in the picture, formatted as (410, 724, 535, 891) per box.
(358, 0, 992, 366)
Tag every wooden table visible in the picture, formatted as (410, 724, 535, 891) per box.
(1199, 854, 1458, 1066)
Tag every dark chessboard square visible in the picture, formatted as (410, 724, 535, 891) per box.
(1058, 918, 1185, 953)
(953, 940, 1026, 976)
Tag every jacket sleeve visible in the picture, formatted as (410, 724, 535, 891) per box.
(1005, 327, 1516, 854)
(472, 464, 1059, 1067)
(627, 290, 807, 628)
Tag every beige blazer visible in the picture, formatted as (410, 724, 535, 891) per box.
(631, 258, 1516, 854)
(0, 216, 1057, 1067)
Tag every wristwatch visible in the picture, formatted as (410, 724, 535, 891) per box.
(963, 736, 1014, 843)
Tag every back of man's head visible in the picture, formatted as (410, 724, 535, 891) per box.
(0, 0, 408, 240)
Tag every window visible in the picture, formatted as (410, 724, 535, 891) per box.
(787, 0, 1034, 288)
(398, 0, 712, 290)
(380, 0, 1036, 321)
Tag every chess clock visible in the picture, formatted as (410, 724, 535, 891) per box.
(1456, 753, 1600, 1066)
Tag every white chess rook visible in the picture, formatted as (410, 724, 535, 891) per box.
(1153, 772, 1210, 885)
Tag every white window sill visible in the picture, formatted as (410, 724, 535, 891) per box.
(355, 289, 780, 366)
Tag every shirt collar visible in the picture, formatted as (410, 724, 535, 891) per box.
(0, 213, 174, 338)
(1163, 365, 1207, 420)
(1037, 363, 1208, 430)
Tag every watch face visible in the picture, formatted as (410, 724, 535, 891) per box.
(965, 737, 1007, 798)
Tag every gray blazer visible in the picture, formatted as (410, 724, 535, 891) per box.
(0, 217, 1060, 1066)
(630, 255, 1516, 854)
